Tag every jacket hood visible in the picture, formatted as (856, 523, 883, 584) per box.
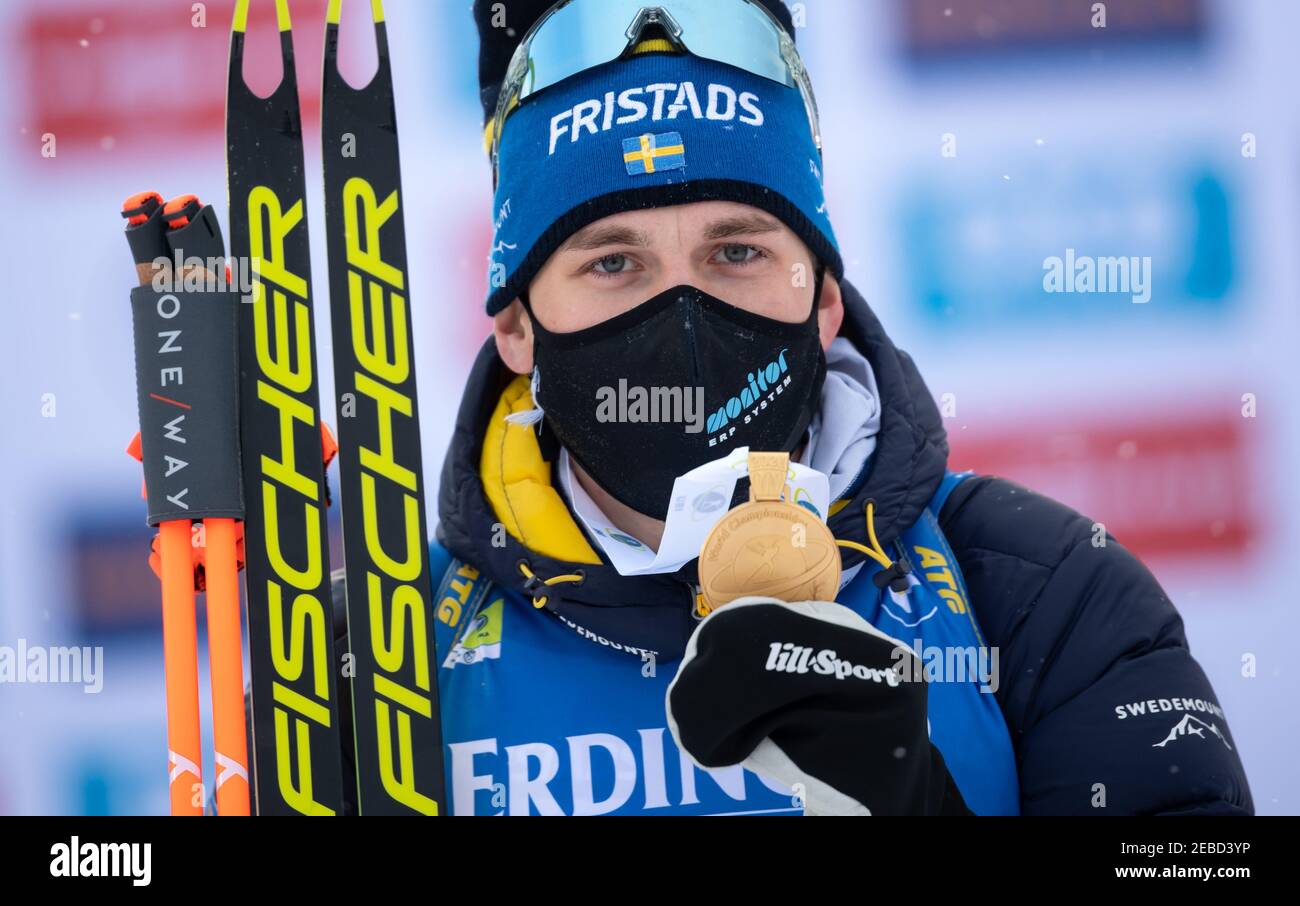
(435, 278, 949, 659)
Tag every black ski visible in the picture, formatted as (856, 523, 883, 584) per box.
(227, 0, 347, 816)
(320, 0, 446, 815)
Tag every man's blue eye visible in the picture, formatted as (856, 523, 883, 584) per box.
(721, 245, 757, 263)
(595, 254, 628, 273)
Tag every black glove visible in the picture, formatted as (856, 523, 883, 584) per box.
(666, 597, 971, 815)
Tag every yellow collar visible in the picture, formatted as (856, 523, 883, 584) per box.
(479, 375, 602, 565)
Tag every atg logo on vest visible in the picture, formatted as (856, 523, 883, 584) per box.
(549, 81, 764, 155)
(448, 729, 799, 815)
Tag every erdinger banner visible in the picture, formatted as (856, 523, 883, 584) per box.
(21, 0, 333, 151)
(949, 409, 1254, 562)
(901, 0, 1205, 59)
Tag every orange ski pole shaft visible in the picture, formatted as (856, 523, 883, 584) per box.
(158, 519, 204, 815)
(158, 194, 252, 816)
(124, 191, 206, 815)
(203, 516, 250, 815)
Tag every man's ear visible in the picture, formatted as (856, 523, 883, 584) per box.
(493, 298, 534, 375)
(817, 272, 844, 352)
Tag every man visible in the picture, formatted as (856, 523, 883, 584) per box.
(386, 0, 1253, 815)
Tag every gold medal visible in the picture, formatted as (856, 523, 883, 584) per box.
(697, 451, 841, 611)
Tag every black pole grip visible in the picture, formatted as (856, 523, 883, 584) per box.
(129, 286, 244, 525)
(166, 203, 226, 264)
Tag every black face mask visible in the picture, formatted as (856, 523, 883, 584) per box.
(522, 272, 827, 518)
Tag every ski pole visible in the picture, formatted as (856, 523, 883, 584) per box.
(158, 521, 204, 815)
(200, 515, 248, 814)
(122, 191, 204, 816)
(161, 194, 252, 817)
(123, 190, 248, 815)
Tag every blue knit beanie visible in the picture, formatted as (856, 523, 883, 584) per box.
(484, 49, 842, 315)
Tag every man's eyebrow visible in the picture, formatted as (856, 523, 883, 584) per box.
(559, 224, 652, 252)
(702, 214, 782, 241)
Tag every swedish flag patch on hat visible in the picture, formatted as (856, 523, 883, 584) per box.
(622, 132, 685, 176)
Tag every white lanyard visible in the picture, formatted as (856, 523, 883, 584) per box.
(561, 445, 831, 577)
